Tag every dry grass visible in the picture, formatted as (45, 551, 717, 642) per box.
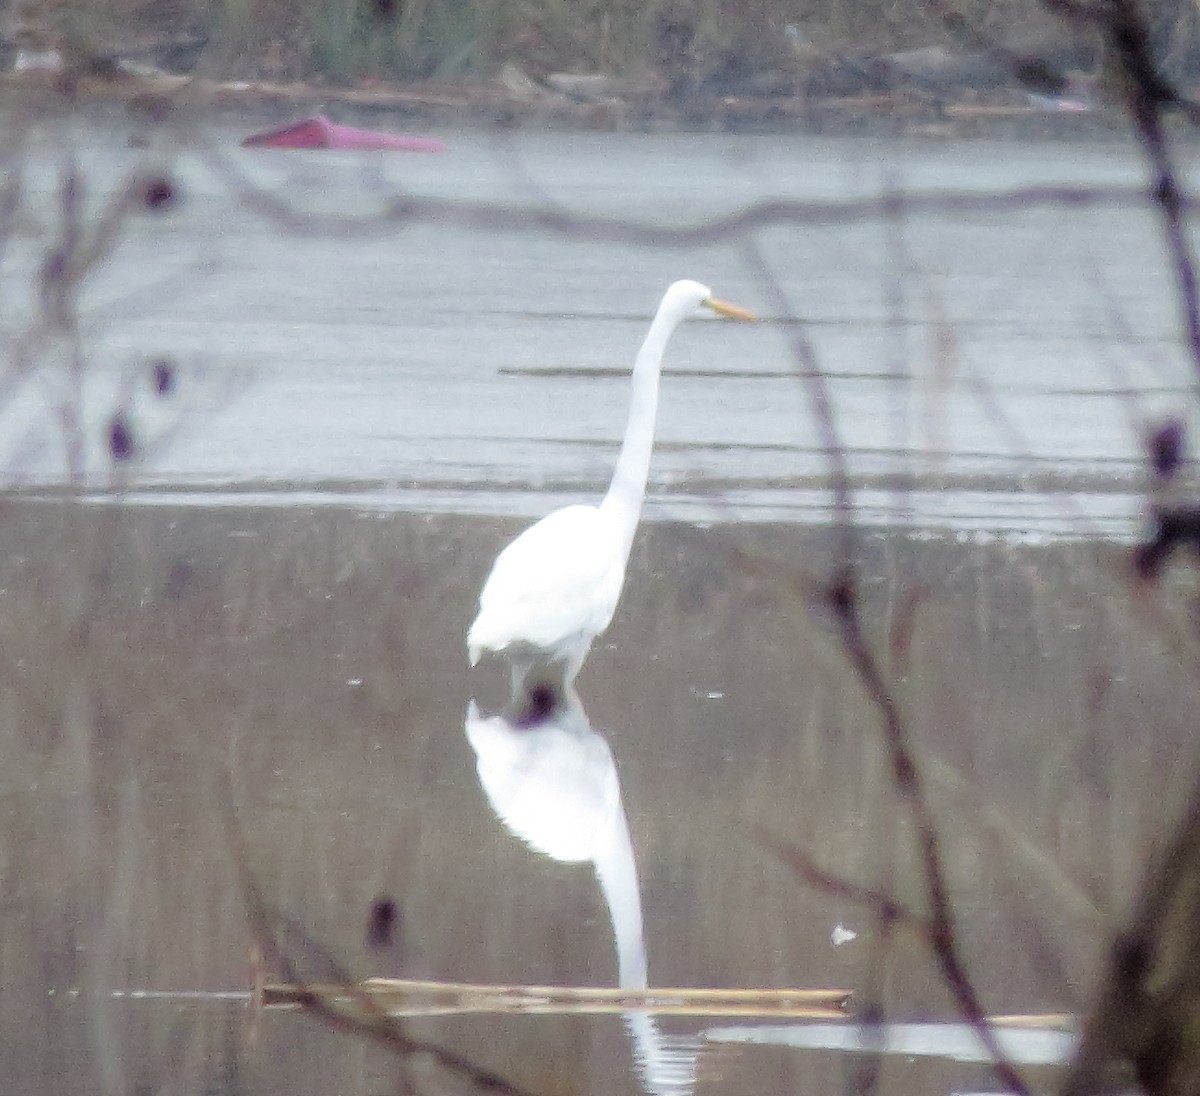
(12, 0, 1095, 86)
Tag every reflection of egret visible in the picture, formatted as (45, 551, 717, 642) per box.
(468, 280, 755, 686)
(465, 685, 640, 962)
(465, 688, 700, 1096)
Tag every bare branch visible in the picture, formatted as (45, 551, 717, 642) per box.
(215, 773, 539, 1096)
(742, 238, 1032, 1096)
(752, 824, 928, 934)
(1041, 0, 1200, 391)
(198, 137, 1156, 243)
(740, 238, 853, 564)
(1062, 778, 1200, 1096)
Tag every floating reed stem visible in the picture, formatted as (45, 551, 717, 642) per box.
(257, 977, 1075, 1031)
(261, 977, 853, 1019)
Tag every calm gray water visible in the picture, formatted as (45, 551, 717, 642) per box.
(2, 108, 1197, 1096)
(2, 114, 1191, 534)
(2, 504, 1162, 1096)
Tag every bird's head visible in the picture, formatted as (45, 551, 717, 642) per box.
(664, 279, 758, 323)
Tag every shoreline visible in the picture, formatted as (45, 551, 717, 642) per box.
(0, 68, 1136, 142)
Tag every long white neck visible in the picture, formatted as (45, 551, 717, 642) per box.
(599, 303, 683, 560)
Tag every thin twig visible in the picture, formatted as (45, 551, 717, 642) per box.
(744, 247, 1032, 1096)
(752, 824, 928, 934)
(1043, 0, 1200, 392)
(216, 773, 538, 1096)
(830, 596, 1032, 1096)
(740, 237, 853, 565)
(198, 137, 1156, 243)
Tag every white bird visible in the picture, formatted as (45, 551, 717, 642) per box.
(468, 279, 756, 686)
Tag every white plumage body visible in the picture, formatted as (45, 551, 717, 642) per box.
(468, 504, 625, 674)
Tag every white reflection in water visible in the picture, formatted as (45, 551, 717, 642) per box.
(465, 684, 701, 1096)
(706, 1022, 1077, 1066)
(464, 684, 1079, 1092)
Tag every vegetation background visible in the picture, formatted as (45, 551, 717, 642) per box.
(0, 0, 1134, 89)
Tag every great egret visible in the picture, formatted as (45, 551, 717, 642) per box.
(468, 279, 756, 684)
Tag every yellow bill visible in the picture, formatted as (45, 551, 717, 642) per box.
(703, 296, 758, 322)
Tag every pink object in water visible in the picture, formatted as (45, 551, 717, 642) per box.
(242, 115, 447, 152)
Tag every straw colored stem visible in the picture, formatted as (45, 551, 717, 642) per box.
(258, 979, 1076, 1029)
(261, 978, 852, 1018)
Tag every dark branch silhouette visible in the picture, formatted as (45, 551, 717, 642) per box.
(743, 242, 1033, 1096)
(216, 774, 538, 1096)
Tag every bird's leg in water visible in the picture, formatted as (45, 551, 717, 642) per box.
(505, 658, 572, 726)
(507, 655, 570, 696)
(507, 656, 534, 698)
(513, 681, 562, 727)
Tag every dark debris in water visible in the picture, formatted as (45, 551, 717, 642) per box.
(366, 896, 399, 950)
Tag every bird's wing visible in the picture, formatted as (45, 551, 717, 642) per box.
(472, 505, 624, 653)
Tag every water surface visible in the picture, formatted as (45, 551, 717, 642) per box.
(4, 115, 1193, 534)
(1, 110, 1194, 1095)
